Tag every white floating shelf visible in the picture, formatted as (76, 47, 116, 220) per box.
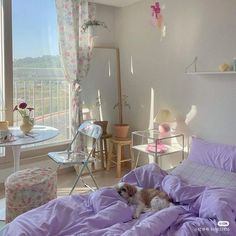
(186, 71, 236, 76)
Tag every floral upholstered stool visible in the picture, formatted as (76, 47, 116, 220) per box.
(5, 168, 57, 223)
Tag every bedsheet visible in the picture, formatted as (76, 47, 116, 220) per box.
(4, 163, 236, 236)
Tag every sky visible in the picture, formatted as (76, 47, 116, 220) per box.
(12, 0, 59, 59)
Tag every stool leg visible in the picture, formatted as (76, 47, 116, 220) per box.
(100, 139, 104, 169)
(104, 138, 108, 168)
(107, 141, 113, 171)
(117, 144, 122, 178)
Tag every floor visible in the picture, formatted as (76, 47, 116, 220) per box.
(0, 166, 130, 225)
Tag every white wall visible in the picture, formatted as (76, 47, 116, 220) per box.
(115, 0, 236, 145)
(94, 4, 117, 47)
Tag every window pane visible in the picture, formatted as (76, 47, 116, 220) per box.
(12, 0, 70, 147)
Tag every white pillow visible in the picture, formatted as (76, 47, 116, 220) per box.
(170, 159, 236, 189)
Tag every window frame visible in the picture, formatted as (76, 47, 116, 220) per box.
(0, 0, 70, 168)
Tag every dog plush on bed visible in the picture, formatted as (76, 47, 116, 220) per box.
(116, 182, 173, 219)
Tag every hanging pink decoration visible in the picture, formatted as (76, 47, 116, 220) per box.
(151, 2, 161, 19)
(151, 1, 164, 33)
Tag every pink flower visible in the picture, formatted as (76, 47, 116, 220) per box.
(19, 102, 27, 109)
(13, 102, 34, 119)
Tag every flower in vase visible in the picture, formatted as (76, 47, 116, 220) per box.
(13, 102, 34, 121)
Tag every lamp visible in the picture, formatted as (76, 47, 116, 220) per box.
(153, 109, 175, 133)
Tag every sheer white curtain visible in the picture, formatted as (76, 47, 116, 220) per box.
(55, 0, 95, 149)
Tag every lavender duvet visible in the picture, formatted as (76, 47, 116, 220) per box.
(4, 164, 236, 236)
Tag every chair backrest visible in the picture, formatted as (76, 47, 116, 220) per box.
(78, 120, 102, 140)
(68, 121, 102, 152)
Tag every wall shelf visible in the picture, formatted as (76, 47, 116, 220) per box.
(186, 71, 236, 76)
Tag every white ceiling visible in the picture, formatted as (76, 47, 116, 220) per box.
(92, 0, 142, 8)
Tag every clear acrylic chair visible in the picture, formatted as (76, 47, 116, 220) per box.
(48, 120, 102, 195)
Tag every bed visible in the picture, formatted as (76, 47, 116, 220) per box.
(1, 137, 236, 236)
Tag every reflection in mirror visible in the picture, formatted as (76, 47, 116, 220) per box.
(81, 48, 120, 133)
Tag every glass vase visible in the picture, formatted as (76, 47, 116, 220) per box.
(20, 116, 34, 134)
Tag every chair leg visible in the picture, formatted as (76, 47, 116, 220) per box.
(85, 164, 99, 190)
(100, 139, 104, 169)
(91, 138, 96, 171)
(69, 163, 87, 195)
(80, 177, 95, 192)
(104, 138, 108, 168)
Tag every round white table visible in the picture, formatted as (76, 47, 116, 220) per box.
(0, 125, 59, 172)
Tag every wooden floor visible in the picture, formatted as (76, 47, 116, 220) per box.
(0, 166, 130, 222)
(57, 166, 130, 196)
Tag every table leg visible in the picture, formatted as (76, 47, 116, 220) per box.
(12, 145, 21, 172)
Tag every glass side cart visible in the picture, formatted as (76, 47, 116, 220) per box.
(132, 129, 184, 168)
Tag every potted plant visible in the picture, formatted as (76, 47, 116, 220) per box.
(113, 95, 131, 138)
(81, 20, 108, 37)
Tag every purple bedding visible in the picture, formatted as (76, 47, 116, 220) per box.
(5, 164, 236, 236)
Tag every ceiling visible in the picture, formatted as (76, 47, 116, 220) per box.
(92, 0, 142, 7)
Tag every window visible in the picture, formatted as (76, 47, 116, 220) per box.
(0, 0, 71, 163)
(12, 0, 70, 146)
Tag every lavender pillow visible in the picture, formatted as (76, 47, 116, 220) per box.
(188, 137, 236, 172)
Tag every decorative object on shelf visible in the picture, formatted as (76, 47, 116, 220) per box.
(185, 56, 198, 73)
(81, 19, 108, 37)
(153, 109, 175, 134)
(218, 63, 231, 72)
(13, 102, 34, 134)
(113, 95, 131, 138)
(150, 1, 166, 38)
(145, 142, 167, 153)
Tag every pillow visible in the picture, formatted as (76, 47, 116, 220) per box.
(170, 159, 236, 189)
(188, 137, 236, 172)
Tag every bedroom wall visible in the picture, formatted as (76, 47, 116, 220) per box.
(94, 4, 116, 47)
(114, 0, 236, 147)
